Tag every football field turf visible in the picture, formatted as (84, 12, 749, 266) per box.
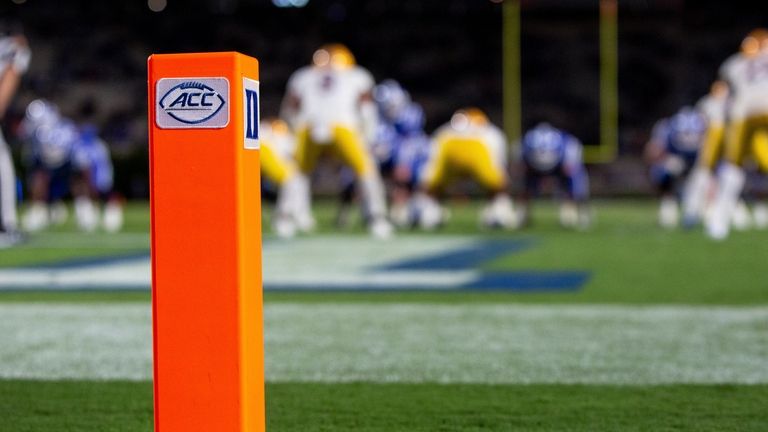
(0, 201, 767, 431)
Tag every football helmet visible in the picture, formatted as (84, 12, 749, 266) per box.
(450, 108, 488, 131)
(312, 43, 355, 69)
(740, 28, 768, 57)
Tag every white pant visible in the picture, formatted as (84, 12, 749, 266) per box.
(0, 131, 18, 231)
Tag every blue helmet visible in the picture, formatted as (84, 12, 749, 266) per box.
(523, 123, 567, 171)
(668, 107, 706, 152)
(374, 79, 410, 120)
(25, 99, 60, 129)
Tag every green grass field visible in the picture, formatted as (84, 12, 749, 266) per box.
(1, 200, 767, 431)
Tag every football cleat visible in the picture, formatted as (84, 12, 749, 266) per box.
(74, 197, 99, 233)
(753, 203, 768, 229)
(103, 201, 124, 233)
(658, 196, 679, 229)
(22, 202, 49, 232)
(369, 217, 394, 240)
(731, 200, 752, 231)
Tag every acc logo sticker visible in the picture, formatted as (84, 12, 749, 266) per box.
(155, 77, 229, 129)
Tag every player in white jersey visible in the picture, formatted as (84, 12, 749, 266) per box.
(280, 44, 392, 238)
(0, 28, 30, 247)
(706, 29, 768, 239)
(259, 118, 312, 238)
(414, 108, 517, 230)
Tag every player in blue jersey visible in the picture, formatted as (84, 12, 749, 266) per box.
(372, 80, 430, 226)
(19, 99, 122, 232)
(519, 123, 590, 229)
(336, 79, 430, 228)
(645, 106, 707, 228)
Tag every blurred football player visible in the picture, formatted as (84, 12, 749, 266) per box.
(415, 108, 516, 230)
(680, 81, 729, 227)
(707, 29, 768, 239)
(372, 79, 430, 226)
(645, 107, 707, 228)
(20, 99, 123, 232)
(519, 123, 590, 229)
(280, 43, 392, 238)
(335, 79, 429, 228)
(259, 117, 312, 238)
(0, 26, 30, 247)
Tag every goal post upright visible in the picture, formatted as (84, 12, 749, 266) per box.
(502, 0, 619, 163)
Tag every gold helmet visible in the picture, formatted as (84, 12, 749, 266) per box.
(450, 107, 489, 130)
(740, 28, 768, 57)
(312, 43, 356, 69)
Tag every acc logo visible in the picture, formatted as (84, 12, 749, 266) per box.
(155, 77, 229, 129)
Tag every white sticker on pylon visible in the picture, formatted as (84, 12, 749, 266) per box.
(243, 77, 260, 149)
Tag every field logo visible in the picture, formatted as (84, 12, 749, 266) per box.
(155, 77, 229, 129)
(243, 77, 260, 149)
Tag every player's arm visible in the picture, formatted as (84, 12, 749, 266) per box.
(359, 89, 378, 143)
(562, 136, 584, 177)
(489, 126, 508, 168)
(279, 91, 300, 129)
(356, 69, 378, 143)
(644, 121, 668, 165)
(717, 55, 739, 96)
(0, 36, 31, 118)
(279, 71, 303, 129)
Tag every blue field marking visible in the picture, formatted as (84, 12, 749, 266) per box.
(371, 238, 589, 292)
(0, 237, 590, 292)
(467, 271, 589, 292)
(381, 238, 536, 271)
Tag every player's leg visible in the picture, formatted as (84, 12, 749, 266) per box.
(518, 166, 540, 228)
(649, 162, 679, 228)
(681, 167, 713, 228)
(0, 133, 22, 246)
(332, 125, 392, 238)
(70, 167, 99, 232)
(682, 125, 722, 227)
(559, 167, 591, 229)
(463, 142, 516, 229)
(102, 195, 124, 233)
(749, 120, 768, 229)
(706, 118, 750, 239)
(389, 162, 415, 227)
(261, 143, 299, 237)
(0, 134, 18, 231)
(21, 167, 51, 232)
(292, 127, 320, 233)
(335, 168, 357, 229)
(413, 139, 449, 230)
(88, 159, 123, 233)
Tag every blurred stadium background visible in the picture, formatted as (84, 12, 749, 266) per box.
(3, 0, 765, 196)
(1, 0, 768, 431)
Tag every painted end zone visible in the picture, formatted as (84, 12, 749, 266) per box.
(0, 238, 589, 292)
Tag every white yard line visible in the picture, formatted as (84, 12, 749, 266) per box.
(0, 303, 766, 384)
(22, 232, 150, 249)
